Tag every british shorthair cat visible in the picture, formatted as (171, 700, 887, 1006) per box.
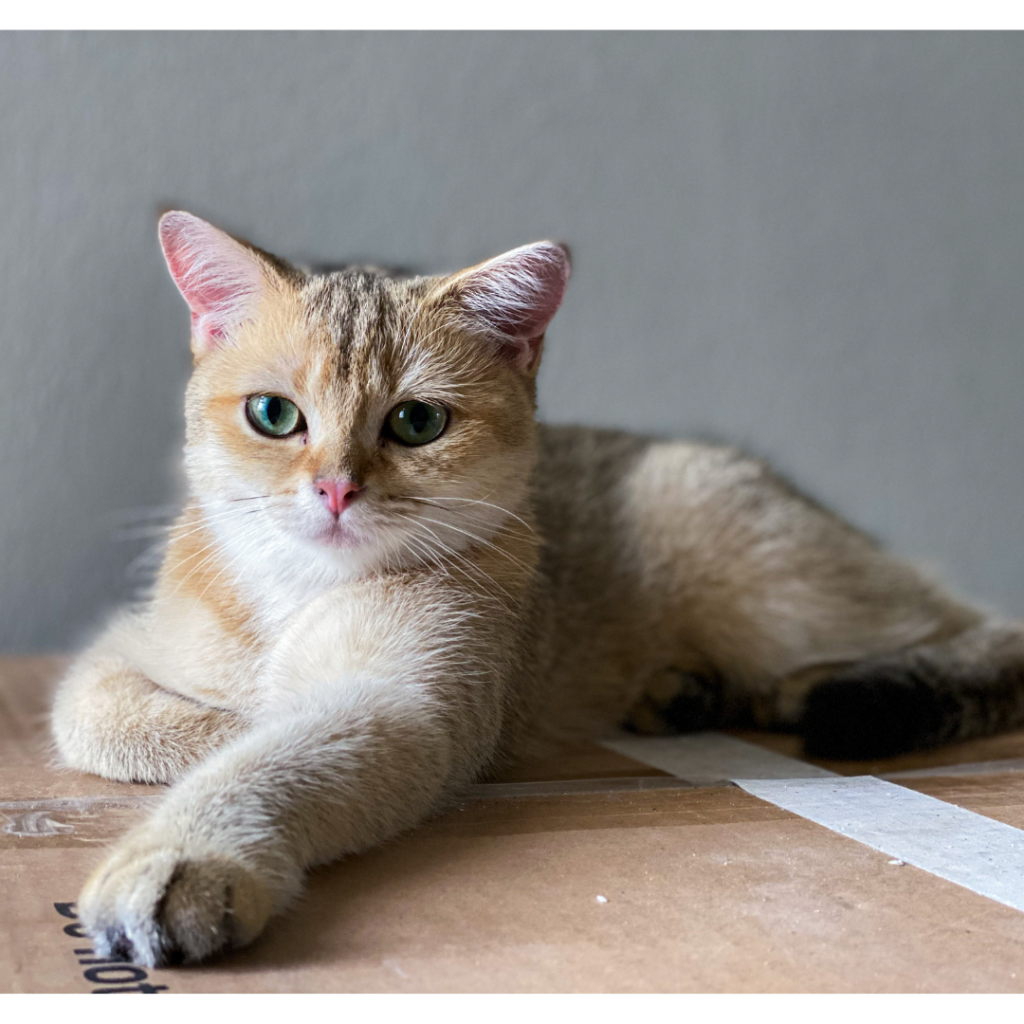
(52, 212, 1024, 966)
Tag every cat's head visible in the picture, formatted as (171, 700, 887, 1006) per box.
(159, 212, 570, 578)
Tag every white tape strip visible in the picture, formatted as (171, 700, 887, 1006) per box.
(600, 731, 836, 785)
(602, 731, 1024, 913)
(737, 776, 1024, 913)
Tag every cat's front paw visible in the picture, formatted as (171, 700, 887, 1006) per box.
(78, 837, 275, 967)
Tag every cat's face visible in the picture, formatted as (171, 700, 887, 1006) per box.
(161, 213, 569, 578)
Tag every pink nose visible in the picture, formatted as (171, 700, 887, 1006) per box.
(314, 478, 363, 516)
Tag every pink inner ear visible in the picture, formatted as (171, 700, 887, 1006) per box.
(457, 242, 571, 367)
(159, 212, 264, 352)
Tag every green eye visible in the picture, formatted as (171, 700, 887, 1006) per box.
(386, 401, 448, 446)
(246, 395, 304, 437)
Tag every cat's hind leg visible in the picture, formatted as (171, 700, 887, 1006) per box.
(627, 442, 1024, 758)
(52, 613, 246, 784)
(800, 620, 1024, 759)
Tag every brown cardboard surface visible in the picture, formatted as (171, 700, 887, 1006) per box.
(5, 656, 1024, 992)
(487, 742, 671, 784)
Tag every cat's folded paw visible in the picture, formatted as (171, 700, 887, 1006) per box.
(78, 837, 275, 967)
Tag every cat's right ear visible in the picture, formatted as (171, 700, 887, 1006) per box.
(158, 211, 271, 357)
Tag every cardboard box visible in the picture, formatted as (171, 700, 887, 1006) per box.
(5, 656, 1024, 993)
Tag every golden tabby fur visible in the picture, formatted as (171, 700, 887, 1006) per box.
(52, 212, 1024, 966)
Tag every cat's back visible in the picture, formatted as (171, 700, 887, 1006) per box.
(532, 423, 760, 558)
(530, 422, 827, 624)
(530, 423, 887, 674)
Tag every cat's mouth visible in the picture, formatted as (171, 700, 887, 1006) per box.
(314, 518, 363, 548)
(298, 508, 368, 550)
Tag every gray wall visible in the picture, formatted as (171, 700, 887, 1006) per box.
(3, 32, 1024, 653)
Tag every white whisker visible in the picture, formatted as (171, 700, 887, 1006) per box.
(392, 513, 515, 603)
(411, 515, 535, 576)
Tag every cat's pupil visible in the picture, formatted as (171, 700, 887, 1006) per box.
(409, 403, 430, 434)
(266, 397, 282, 425)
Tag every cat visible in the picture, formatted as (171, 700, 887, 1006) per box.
(52, 211, 1024, 967)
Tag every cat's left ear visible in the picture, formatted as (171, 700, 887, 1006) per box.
(441, 241, 571, 374)
(158, 211, 278, 357)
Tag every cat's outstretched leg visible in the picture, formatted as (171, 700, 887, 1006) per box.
(52, 615, 246, 784)
(75, 675, 495, 966)
(73, 578, 510, 966)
